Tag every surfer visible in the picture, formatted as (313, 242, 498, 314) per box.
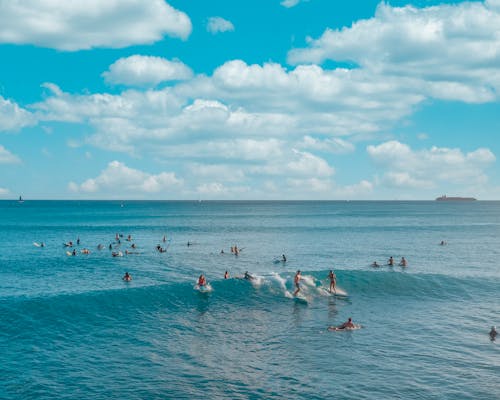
(234, 246, 239, 256)
(328, 317, 356, 331)
(388, 256, 394, 266)
(371, 261, 379, 267)
(72, 249, 76, 256)
(244, 271, 254, 281)
(40, 242, 45, 248)
(293, 270, 302, 296)
(224, 271, 229, 279)
(399, 257, 407, 267)
(198, 274, 207, 287)
(282, 254, 287, 262)
(328, 270, 337, 293)
(97, 244, 104, 250)
(440, 240, 447, 246)
(490, 326, 497, 341)
(123, 272, 132, 281)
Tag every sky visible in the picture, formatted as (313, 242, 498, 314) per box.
(1, 0, 499, 200)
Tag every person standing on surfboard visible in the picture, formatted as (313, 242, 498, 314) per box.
(328, 270, 337, 293)
(293, 270, 302, 296)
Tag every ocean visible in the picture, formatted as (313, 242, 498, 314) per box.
(0, 200, 498, 399)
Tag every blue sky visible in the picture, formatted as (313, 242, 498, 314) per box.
(0, 0, 499, 200)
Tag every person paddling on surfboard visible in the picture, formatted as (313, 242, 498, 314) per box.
(328, 317, 356, 331)
(293, 270, 302, 296)
(123, 272, 132, 282)
(388, 256, 394, 266)
(328, 270, 337, 293)
(399, 257, 407, 267)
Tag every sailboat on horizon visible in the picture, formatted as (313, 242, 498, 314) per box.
(18, 195, 24, 203)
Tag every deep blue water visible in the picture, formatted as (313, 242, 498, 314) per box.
(0, 201, 499, 399)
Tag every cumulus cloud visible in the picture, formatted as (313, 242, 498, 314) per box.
(102, 55, 193, 87)
(206, 17, 234, 34)
(69, 161, 182, 196)
(0, 145, 21, 164)
(288, 1, 500, 103)
(0, 187, 11, 197)
(0, 96, 36, 132)
(0, 0, 191, 50)
(367, 140, 496, 188)
(281, 0, 302, 8)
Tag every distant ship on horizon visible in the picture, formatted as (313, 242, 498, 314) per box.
(435, 195, 477, 201)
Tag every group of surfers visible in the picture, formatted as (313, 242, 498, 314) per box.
(197, 268, 337, 295)
(371, 256, 407, 268)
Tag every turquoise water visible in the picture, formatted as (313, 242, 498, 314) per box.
(1, 201, 499, 399)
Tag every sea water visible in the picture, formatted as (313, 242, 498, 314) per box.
(0, 201, 498, 399)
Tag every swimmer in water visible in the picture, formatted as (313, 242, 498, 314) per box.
(282, 254, 287, 262)
(224, 271, 229, 279)
(198, 274, 207, 287)
(399, 257, 407, 267)
(490, 326, 497, 341)
(123, 272, 132, 281)
(388, 256, 394, 266)
(293, 270, 302, 296)
(371, 261, 379, 267)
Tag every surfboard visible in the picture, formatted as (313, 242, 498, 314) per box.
(293, 295, 309, 304)
(66, 251, 73, 256)
(321, 287, 348, 298)
(194, 283, 213, 293)
(328, 325, 361, 331)
(33, 242, 41, 247)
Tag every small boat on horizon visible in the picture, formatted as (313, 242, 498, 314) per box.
(435, 195, 476, 201)
(18, 195, 24, 203)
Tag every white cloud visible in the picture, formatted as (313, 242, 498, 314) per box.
(298, 135, 355, 154)
(0, 96, 36, 132)
(0, 0, 191, 51)
(367, 140, 496, 188)
(0, 145, 21, 164)
(288, 1, 500, 103)
(0, 187, 11, 197)
(102, 55, 193, 87)
(207, 17, 234, 34)
(69, 161, 182, 196)
(287, 149, 334, 177)
(281, 0, 301, 8)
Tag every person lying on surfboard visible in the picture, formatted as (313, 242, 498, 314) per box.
(328, 317, 357, 331)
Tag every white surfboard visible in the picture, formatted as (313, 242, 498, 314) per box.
(194, 283, 213, 293)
